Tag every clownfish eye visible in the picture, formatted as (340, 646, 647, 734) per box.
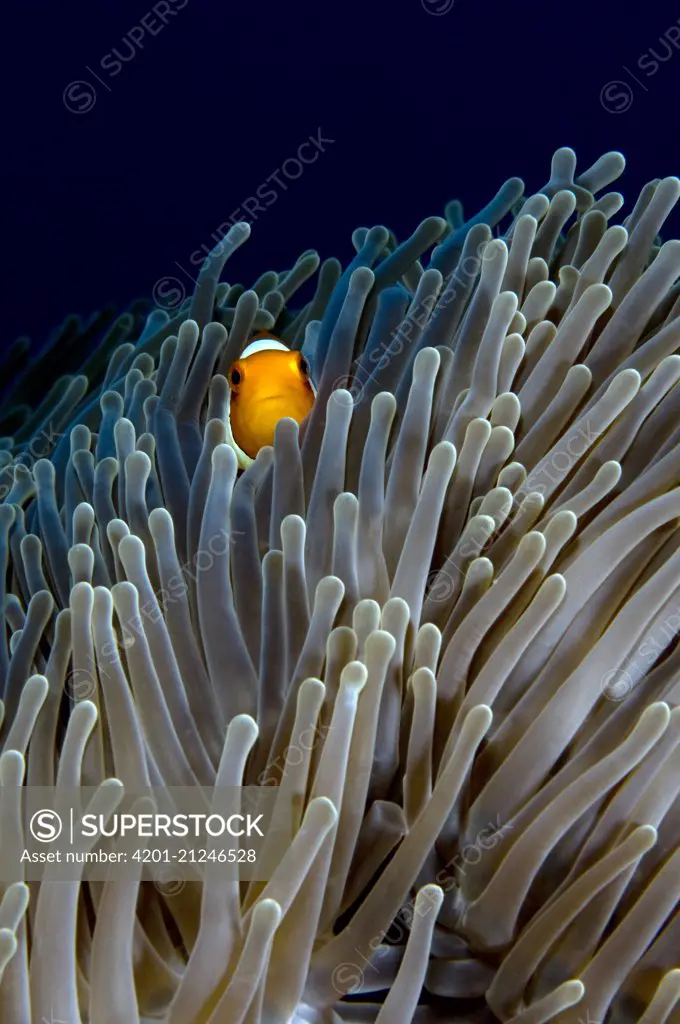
(229, 366, 242, 390)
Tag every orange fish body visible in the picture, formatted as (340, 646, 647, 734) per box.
(226, 336, 316, 467)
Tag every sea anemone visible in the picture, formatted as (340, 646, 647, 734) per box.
(1, 145, 679, 1023)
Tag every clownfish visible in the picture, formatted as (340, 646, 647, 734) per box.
(225, 334, 316, 468)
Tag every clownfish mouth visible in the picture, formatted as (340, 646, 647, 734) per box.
(257, 392, 299, 404)
(225, 334, 317, 469)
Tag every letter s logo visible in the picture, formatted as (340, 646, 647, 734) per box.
(30, 810, 63, 843)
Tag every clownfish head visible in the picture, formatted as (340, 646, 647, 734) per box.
(225, 334, 316, 468)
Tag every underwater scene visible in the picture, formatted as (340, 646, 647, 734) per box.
(3, 0, 680, 1021)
